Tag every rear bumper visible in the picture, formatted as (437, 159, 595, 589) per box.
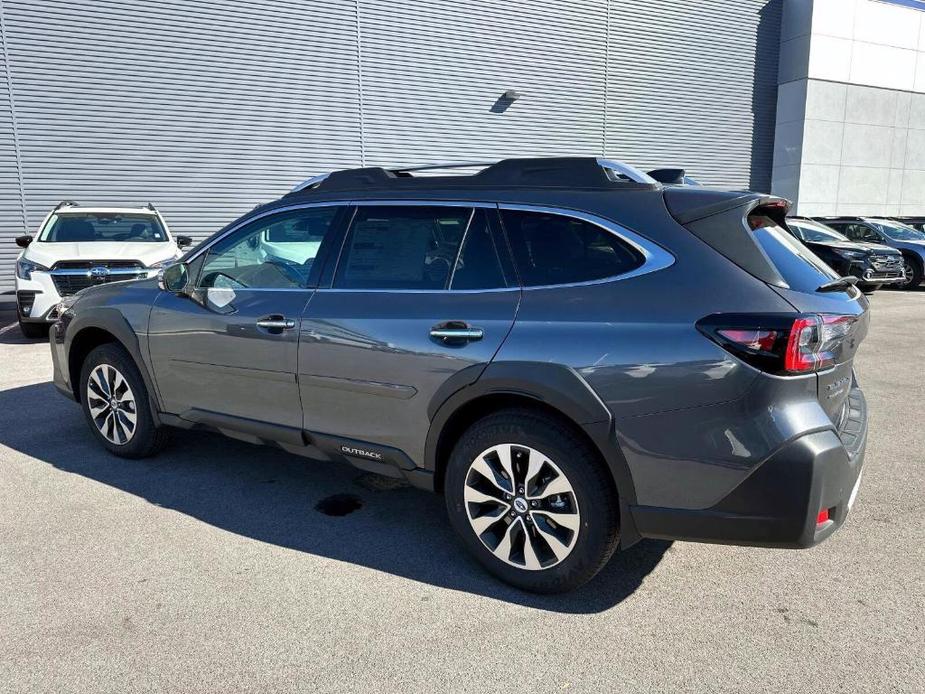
(631, 388, 867, 549)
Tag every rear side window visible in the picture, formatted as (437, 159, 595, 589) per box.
(334, 206, 471, 290)
(450, 209, 508, 290)
(500, 210, 644, 287)
(749, 214, 838, 291)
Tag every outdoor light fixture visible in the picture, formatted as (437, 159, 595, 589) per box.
(502, 89, 522, 101)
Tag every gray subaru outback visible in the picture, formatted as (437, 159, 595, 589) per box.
(50, 158, 869, 593)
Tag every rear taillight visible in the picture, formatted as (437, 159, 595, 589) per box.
(698, 313, 857, 375)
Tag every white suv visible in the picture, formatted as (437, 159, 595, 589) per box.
(14, 202, 191, 337)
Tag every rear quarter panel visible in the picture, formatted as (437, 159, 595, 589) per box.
(491, 192, 816, 509)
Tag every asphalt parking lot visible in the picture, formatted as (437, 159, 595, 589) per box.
(0, 292, 922, 693)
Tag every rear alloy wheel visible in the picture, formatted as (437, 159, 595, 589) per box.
(80, 343, 166, 458)
(463, 444, 580, 571)
(445, 409, 619, 593)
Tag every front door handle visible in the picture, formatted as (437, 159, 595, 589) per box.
(256, 315, 296, 333)
(430, 321, 483, 343)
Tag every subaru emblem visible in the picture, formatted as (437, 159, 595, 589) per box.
(89, 266, 110, 280)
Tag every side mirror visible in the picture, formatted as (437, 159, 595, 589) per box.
(158, 262, 190, 294)
(15, 235, 33, 248)
(175, 235, 193, 249)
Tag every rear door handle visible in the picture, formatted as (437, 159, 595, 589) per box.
(430, 322, 483, 343)
(257, 315, 296, 332)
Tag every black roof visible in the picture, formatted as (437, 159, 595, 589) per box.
(282, 158, 659, 199)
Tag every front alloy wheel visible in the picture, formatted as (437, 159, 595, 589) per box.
(87, 364, 137, 445)
(901, 258, 921, 288)
(464, 444, 580, 570)
(80, 343, 166, 458)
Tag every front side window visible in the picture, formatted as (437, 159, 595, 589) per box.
(199, 206, 339, 289)
(499, 209, 644, 287)
(839, 223, 881, 243)
(39, 213, 166, 242)
(334, 206, 473, 290)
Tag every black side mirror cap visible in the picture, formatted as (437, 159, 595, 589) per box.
(15, 235, 33, 248)
(176, 235, 193, 248)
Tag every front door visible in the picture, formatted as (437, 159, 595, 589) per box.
(299, 203, 520, 466)
(148, 204, 345, 440)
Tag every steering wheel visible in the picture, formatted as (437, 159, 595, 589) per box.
(264, 258, 307, 286)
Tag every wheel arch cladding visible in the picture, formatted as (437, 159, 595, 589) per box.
(426, 361, 641, 543)
(67, 310, 161, 425)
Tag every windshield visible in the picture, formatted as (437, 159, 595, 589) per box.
(869, 220, 925, 241)
(789, 220, 849, 243)
(38, 213, 167, 243)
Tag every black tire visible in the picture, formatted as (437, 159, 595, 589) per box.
(901, 256, 923, 289)
(445, 409, 619, 593)
(79, 343, 166, 458)
(18, 319, 48, 339)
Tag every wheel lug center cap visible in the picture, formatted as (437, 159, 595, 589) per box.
(513, 497, 529, 514)
(109, 397, 118, 409)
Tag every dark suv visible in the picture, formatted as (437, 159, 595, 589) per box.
(50, 158, 869, 593)
(786, 216, 904, 291)
(816, 216, 925, 289)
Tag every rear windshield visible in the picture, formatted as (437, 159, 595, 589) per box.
(751, 214, 839, 291)
(39, 213, 167, 243)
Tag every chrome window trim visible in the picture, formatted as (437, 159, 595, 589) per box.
(498, 203, 675, 289)
(317, 286, 521, 295)
(352, 200, 497, 208)
(183, 199, 675, 294)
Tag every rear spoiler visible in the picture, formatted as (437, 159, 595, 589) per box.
(664, 187, 791, 225)
(664, 187, 793, 288)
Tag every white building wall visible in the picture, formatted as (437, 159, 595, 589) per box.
(773, 0, 925, 215)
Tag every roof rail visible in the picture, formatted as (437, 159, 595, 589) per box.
(598, 158, 656, 184)
(54, 200, 79, 210)
(290, 173, 331, 193)
(289, 156, 656, 193)
(389, 161, 497, 176)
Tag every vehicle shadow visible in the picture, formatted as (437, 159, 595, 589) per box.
(0, 380, 672, 614)
(0, 329, 47, 345)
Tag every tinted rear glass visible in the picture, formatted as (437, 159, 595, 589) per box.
(40, 213, 166, 242)
(751, 215, 839, 292)
(500, 210, 644, 287)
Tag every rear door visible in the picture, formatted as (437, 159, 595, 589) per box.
(148, 204, 346, 440)
(298, 202, 519, 467)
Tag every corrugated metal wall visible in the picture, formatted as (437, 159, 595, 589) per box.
(0, 3, 25, 285)
(607, 0, 781, 191)
(0, 0, 781, 294)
